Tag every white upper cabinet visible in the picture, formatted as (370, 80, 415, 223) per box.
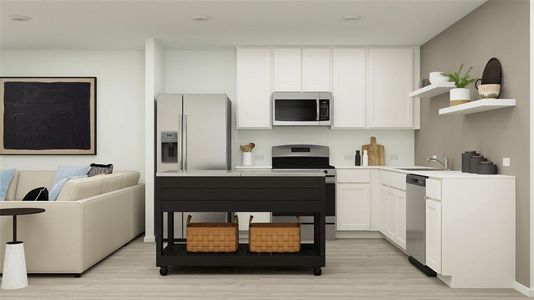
(302, 48, 331, 91)
(332, 48, 366, 128)
(273, 48, 302, 92)
(366, 48, 414, 128)
(236, 48, 273, 129)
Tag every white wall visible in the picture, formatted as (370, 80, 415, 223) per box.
(0, 50, 146, 178)
(165, 49, 415, 167)
(144, 39, 166, 242)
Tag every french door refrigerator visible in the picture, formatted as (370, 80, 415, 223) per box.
(156, 94, 232, 238)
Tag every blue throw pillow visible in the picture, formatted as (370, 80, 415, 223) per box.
(49, 175, 87, 201)
(0, 169, 16, 201)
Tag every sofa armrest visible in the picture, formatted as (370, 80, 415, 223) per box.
(0, 201, 84, 273)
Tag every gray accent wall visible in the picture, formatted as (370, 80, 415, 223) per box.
(416, 0, 530, 286)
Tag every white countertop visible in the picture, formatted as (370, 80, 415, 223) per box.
(234, 165, 515, 180)
(156, 170, 325, 177)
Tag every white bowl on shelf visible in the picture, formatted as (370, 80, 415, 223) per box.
(429, 72, 449, 84)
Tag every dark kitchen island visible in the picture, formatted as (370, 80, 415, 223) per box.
(155, 170, 326, 276)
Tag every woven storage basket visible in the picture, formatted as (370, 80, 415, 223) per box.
(249, 216, 301, 253)
(186, 215, 238, 253)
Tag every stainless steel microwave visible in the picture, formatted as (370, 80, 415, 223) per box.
(272, 92, 332, 126)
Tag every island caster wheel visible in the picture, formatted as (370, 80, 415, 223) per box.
(160, 267, 169, 276)
(313, 267, 322, 276)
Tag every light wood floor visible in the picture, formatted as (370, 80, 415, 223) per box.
(0, 237, 524, 299)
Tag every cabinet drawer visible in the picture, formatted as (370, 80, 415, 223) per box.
(379, 171, 406, 191)
(337, 170, 370, 183)
(426, 179, 441, 200)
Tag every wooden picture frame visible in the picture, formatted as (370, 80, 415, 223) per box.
(0, 77, 97, 155)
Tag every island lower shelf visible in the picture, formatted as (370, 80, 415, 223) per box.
(160, 243, 322, 267)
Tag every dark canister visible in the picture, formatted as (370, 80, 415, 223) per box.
(478, 161, 498, 174)
(469, 156, 486, 173)
(355, 150, 361, 166)
(462, 151, 477, 173)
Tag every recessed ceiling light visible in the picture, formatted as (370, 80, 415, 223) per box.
(191, 15, 210, 22)
(9, 15, 31, 22)
(343, 15, 362, 22)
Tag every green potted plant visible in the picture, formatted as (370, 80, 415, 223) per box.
(447, 64, 476, 106)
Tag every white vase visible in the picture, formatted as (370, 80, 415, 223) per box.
(242, 152, 253, 166)
(1, 242, 28, 290)
(450, 88, 471, 106)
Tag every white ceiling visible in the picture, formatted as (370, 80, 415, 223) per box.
(0, 0, 486, 50)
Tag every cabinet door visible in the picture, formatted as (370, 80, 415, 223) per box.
(395, 189, 407, 250)
(386, 187, 397, 240)
(426, 199, 442, 273)
(332, 48, 366, 128)
(273, 48, 302, 92)
(366, 48, 413, 128)
(336, 184, 370, 231)
(302, 48, 331, 91)
(236, 48, 272, 129)
(379, 185, 387, 234)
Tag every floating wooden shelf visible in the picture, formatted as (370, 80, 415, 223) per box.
(409, 82, 455, 98)
(438, 99, 516, 115)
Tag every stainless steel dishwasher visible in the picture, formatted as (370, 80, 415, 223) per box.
(406, 174, 436, 276)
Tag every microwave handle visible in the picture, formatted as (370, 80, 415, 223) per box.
(316, 98, 320, 121)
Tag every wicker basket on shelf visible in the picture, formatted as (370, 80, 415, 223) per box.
(248, 215, 301, 253)
(186, 215, 239, 253)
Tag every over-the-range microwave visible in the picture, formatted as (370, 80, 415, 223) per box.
(272, 92, 332, 126)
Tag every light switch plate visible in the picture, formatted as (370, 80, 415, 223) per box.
(389, 154, 399, 161)
(503, 157, 511, 167)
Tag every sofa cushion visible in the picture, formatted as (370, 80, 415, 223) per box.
(116, 171, 140, 189)
(15, 171, 55, 200)
(49, 175, 88, 201)
(0, 169, 16, 201)
(51, 165, 90, 190)
(56, 171, 140, 202)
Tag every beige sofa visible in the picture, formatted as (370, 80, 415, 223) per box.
(0, 170, 145, 276)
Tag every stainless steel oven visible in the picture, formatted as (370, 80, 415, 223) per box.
(272, 92, 332, 126)
(271, 144, 336, 241)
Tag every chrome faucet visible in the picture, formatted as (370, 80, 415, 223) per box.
(427, 154, 449, 170)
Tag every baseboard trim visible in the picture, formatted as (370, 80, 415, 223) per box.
(513, 281, 533, 297)
(336, 231, 384, 239)
(143, 235, 155, 243)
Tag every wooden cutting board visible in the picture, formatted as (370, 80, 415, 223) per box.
(362, 136, 385, 166)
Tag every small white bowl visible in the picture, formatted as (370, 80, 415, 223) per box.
(429, 72, 449, 84)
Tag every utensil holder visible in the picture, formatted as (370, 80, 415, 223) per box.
(242, 152, 253, 166)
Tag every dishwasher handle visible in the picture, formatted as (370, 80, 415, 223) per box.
(406, 174, 427, 186)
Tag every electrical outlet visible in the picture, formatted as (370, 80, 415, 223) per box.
(502, 157, 511, 167)
(389, 154, 399, 161)
(255, 154, 265, 161)
(344, 154, 353, 161)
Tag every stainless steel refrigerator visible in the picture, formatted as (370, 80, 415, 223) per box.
(156, 94, 232, 238)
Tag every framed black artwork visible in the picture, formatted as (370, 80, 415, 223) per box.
(0, 77, 96, 155)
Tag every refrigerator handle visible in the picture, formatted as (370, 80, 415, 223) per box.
(183, 114, 188, 170)
(178, 115, 183, 170)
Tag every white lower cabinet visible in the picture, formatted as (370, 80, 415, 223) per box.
(394, 189, 406, 249)
(386, 188, 397, 240)
(379, 185, 387, 234)
(425, 198, 442, 273)
(336, 183, 371, 230)
(377, 183, 406, 250)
